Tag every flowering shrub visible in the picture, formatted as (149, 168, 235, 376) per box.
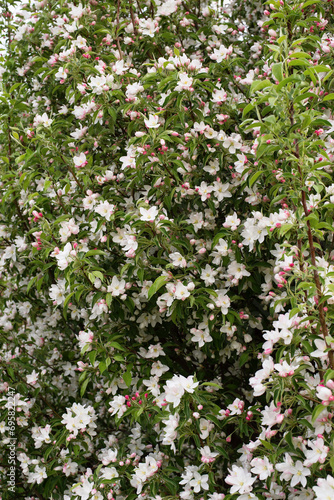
(1, 0, 334, 498)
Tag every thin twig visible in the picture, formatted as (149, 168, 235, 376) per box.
(129, 2, 138, 36)
(116, 0, 123, 59)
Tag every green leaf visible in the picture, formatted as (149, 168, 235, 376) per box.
(6, 366, 15, 380)
(110, 341, 126, 351)
(88, 273, 96, 283)
(9, 82, 22, 93)
(85, 249, 106, 257)
(26, 276, 37, 294)
(288, 59, 311, 68)
(290, 52, 311, 59)
(114, 354, 125, 362)
(137, 268, 144, 283)
(279, 223, 294, 236)
(242, 102, 255, 118)
(323, 93, 334, 102)
(106, 292, 112, 306)
(249, 170, 263, 188)
(294, 92, 317, 103)
(200, 382, 223, 389)
(80, 377, 90, 397)
(324, 369, 334, 384)
(239, 351, 249, 367)
(63, 291, 75, 311)
(260, 439, 274, 450)
(272, 62, 283, 82)
(147, 276, 169, 300)
(277, 35, 287, 44)
(92, 271, 104, 281)
(250, 80, 272, 94)
(302, 0, 320, 7)
(276, 75, 300, 91)
(312, 404, 326, 424)
(88, 351, 97, 366)
(330, 455, 334, 474)
(123, 371, 132, 387)
(99, 361, 107, 374)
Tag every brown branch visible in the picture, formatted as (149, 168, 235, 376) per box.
(129, 2, 138, 36)
(116, 0, 123, 59)
(289, 100, 334, 368)
(136, 0, 143, 14)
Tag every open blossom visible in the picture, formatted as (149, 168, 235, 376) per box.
(69, 2, 85, 20)
(169, 252, 187, 268)
(193, 121, 207, 134)
(139, 18, 158, 37)
(222, 133, 242, 154)
(107, 276, 126, 297)
(27, 465, 47, 484)
(210, 44, 233, 63)
(200, 446, 219, 464)
(77, 329, 94, 351)
(179, 375, 199, 393)
(73, 35, 88, 49)
(33, 112, 53, 127)
(70, 124, 88, 140)
(120, 145, 136, 169)
(139, 206, 159, 222)
(55, 67, 67, 80)
(126, 82, 144, 99)
(225, 465, 256, 495)
(32, 424, 51, 448)
(191, 327, 213, 347)
(164, 375, 198, 408)
(224, 212, 241, 230)
(190, 472, 209, 493)
(164, 378, 185, 408)
(316, 385, 333, 404)
(227, 398, 244, 416)
(51, 242, 76, 270)
(313, 475, 334, 500)
(73, 152, 87, 168)
(161, 413, 179, 450)
(59, 218, 79, 242)
(61, 403, 97, 437)
(304, 437, 329, 466)
(199, 418, 214, 439)
(187, 212, 204, 232)
(49, 279, 68, 305)
(109, 395, 127, 418)
(175, 72, 193, 91)
(144, 114, 160, 128)
(26, 369, 39, 385)
(211, 88, 227, 103)
(197, 181, 214, 201)
(250, 456, 274, 480)
(94, 200, 115, 221)
(173, 282, 190, 300)
(89, 75, 107, 94)
(289, 460, 311, 487)
(201, 264, 217, 286)
(235, 153, 248, 174)
(213, 181, 231, 201)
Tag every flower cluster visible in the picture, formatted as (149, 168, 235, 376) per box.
(1, 0, 334, 499)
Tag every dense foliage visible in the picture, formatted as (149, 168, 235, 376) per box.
(1, 0, 334, 498)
